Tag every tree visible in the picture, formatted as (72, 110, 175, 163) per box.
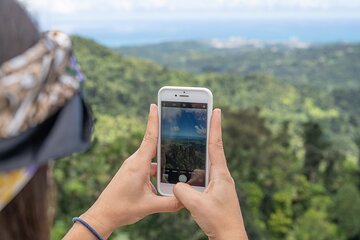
(303, 122, 329, 182)
(268, 191, 293, 239)
(287, 209, 342, 240)
(333, 183, 360, 239)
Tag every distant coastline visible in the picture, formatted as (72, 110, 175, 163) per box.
(69, 19, 360, 47)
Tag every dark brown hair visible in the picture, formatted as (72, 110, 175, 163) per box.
(0, 0, 40, 64)
(0, 165, 50, 240)
(0, 1, 50, 239)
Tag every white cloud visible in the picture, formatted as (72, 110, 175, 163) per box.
(141, 0, 169, 8)
(18, 0, 360, 44)
(214, 0, 360, 9)
(162, 108, 181, 122)
(171, 126, 180, 132)
(21, 0, 360, 15)
(195, 125, 207, 135)
(110, 1, 134, 12)
(18, 0, 360, 28)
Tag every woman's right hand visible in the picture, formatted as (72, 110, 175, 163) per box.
(173, 109, 248, 240)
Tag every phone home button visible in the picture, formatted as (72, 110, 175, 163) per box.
(179, 174, 187, 183)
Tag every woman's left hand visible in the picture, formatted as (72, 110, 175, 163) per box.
(65, 104, 182, 239)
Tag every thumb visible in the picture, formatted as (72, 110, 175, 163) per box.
(137, 104, 158, 162)
(173, 183, 202, 213)
(148, 196, 183, 213)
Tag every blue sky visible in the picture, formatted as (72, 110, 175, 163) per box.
(20, 0, 360, 45)
(162, 107, 207, 139)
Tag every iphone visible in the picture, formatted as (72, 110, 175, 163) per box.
(157, 86, 213, 196)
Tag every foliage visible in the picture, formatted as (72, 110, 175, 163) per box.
(118, 41, 360, 88)
(51, 36, 360, 240)
(333, 183, 360, 238)
(286, 209, 342, 240)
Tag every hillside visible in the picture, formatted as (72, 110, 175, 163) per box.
(73, 36, 340, 123)
(71, 36, 192, 116)
(118, 40, 360, 88)
(74, 36, 355, 137)
(52, 36, 360, 240)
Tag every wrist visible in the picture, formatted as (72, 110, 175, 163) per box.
(80, 207, 114, 239)
(209, 232, 247, 240)
(210, 227, 248, 240)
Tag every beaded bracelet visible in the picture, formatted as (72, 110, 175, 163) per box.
(72, 217, 104, 240)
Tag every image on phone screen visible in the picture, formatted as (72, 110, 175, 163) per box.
(160, 101, 207, 187)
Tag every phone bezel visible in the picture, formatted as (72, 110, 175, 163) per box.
(157, 86, 213, 196)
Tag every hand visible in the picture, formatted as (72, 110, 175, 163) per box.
(64, 104, 182, 239)
(173, 109, 248, 240)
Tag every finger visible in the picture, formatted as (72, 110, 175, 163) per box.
(150, 182, 157, 195)
(150, 163, 157, 177)
(208, 108, 229, 178)
(148, 196, 183, 213)
(173, 183, 202, 213)
(138, 104, 159, 162)
(187, 169, 205, 186)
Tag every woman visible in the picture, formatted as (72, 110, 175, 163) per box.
(0, 0, 51, 239)
(1, 1, 93, 239)
(0, 1, 248, 239)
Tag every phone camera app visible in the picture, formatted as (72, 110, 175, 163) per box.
(160, 101, 208, 187)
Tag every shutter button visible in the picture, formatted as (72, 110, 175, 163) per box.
(179, 174, 187, 183)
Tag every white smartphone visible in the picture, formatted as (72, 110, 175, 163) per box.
(157, 86, 213, 196)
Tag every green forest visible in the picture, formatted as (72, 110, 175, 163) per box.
(52, 36, 360, 240)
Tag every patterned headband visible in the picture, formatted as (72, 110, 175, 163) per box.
(0, 31, 84, 138)
(0, 31, 84, 211)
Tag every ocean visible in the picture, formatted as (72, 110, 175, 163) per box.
(70, 19, 360, 47)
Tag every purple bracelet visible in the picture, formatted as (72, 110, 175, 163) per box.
(72, 217, 104, 240)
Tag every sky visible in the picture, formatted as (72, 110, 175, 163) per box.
(20, 0, 360, 46)
(162, 107, 207, 139)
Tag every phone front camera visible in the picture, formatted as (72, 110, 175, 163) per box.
(175, 94, 177, 97)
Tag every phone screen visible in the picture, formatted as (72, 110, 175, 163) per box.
(160, 101, 207, 187)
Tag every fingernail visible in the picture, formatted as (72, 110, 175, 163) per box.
(214, 108, 221, 116)
(149, 104, 155, 112)
(177, 182, 189, 187)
